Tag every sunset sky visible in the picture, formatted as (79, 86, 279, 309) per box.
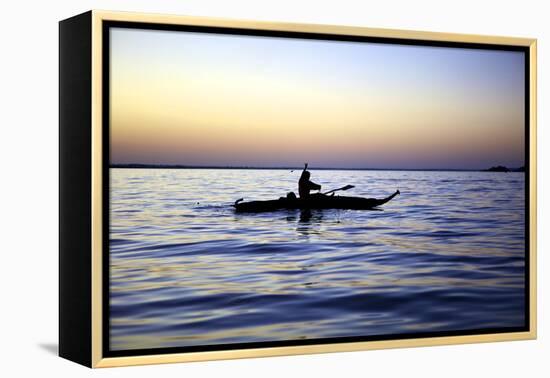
(110, 27, 525, 170)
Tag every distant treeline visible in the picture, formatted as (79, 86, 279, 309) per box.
(110, 163, 525, 172)
(483, 165, 525, 173)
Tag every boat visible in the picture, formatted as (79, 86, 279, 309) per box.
(234, 190, 400, 213)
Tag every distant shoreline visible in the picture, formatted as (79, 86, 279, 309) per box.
(109, 163, 525, 173)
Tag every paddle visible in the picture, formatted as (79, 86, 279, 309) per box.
(323, 184, 355, 195)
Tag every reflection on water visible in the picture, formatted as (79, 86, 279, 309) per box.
(109, 169, 525, 351)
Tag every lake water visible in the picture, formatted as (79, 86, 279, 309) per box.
(109, 168, 526, 351)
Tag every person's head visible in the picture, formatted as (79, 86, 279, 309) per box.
(303, 171, 310, 180)
(286, 191, 297, 200)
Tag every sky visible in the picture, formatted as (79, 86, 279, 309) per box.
(110, 27, 525, 170)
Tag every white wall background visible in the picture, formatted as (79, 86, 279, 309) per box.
(0, 0, 547, 376)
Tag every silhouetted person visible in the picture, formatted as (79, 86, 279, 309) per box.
(299, 163, 321, 199)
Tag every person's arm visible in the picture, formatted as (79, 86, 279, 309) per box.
(308, 181, 321, 191)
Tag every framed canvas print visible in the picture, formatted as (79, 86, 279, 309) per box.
(59, 10, 537, 368)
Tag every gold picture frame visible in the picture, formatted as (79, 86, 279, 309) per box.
(59, 10, 537, 368)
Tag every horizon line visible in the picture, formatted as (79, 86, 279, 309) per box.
(109, 163, 525, 172)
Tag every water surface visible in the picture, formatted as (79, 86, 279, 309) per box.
(109, 169, 525, 351)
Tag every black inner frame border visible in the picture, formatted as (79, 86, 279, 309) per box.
(102, 20, 531, 358)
